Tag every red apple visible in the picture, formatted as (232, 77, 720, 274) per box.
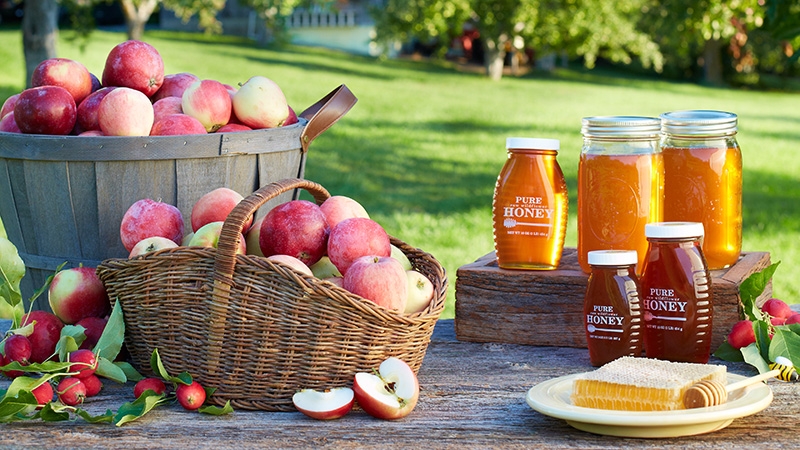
(258, 200, 328, 266)
(405, 270, 434, 314)
(98, 87, 154, 136)
(76, 87, 115, 133)
(129, 236, 180, 258)
(326, 276, 344, 288)
(188, 221, 246, 254)
(31, 58, 93, 104)
(292, 387, 354, 420)
(319, 195, 370, 230)
(232, 76, 289, 129)
(786, 314, 800, 325)
(181, 79, 231, 132)
(89, 73, 102, 92)
(150, 113, 207, 136)
(266, 254, 313, 277)
(216, 123, 252, 133)
(762, 298, 793, 320)
(0, 113, 21, 133)
(152, 96, 184, 124)
(48, 266, 111, 325)
(1, 93, 20, 118)
(14, 86, 76, 135)
(283, 105, 298, 126)
(353, 357, 419, 420)
(152, 72, 199, 101)
(190, 187, 250, 233)
(76, 316, 108, 350)
(119, 198, 184, 252)
(344, 255, 407, 313)
(327, 217, 391, 275)
(78, 130, 104, 136)
(20, 311, 65, 364)
(102, 40, 164, 97)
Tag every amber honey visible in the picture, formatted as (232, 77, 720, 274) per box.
(493, 138, 568, 270)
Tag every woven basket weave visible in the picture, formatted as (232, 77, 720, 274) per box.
(97, 178, 447, 411)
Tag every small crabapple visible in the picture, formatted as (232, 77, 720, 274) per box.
(81, 374, 103, 397)
(57, 377, 87, 406)
(727, 320, 756, 349)
(134, 377, 167, 399)
(176, 381, 206, 410)
(67, 349, 98, 379)
(32, 381, 54, 406)
(762, 298, 793, 320)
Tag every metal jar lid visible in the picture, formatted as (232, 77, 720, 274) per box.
(660, 110, 738, 136)
(581, 116, 661, 139)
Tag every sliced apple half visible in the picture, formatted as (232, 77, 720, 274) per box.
(292, 387, 354, 420)
(353, 357, 419, 420)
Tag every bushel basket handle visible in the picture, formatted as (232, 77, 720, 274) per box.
(299, 84, 357, 153)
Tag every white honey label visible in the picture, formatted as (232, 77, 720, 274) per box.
(586, 305, 624, 342)
(500, 196, 553, 237)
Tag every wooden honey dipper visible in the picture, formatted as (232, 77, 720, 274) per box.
(683, 369, 780, 409)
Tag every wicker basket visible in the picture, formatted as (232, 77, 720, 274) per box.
(96, 178, 447, 411)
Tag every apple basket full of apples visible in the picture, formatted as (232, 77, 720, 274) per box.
(96, 178, 448, 411)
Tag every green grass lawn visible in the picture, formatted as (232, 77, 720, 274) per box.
(1, 27, 799, 318)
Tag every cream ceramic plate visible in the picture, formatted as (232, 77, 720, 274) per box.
(526, 372, 773, 438)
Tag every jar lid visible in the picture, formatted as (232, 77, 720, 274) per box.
(506, 137, 560, 151)
(645, 222, 705, 239)
(660, 110, 737, 136)
(587, 250, 638, 266)
(581, 116, 661, 139)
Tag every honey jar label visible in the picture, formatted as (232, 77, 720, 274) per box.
(499, 196, 554, 238)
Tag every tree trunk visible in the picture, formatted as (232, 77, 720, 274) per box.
(702, 38, 724, 85)
(119, 0, 159, 41)
(21, 0, 59, 88)
(482, 38, 505, 81)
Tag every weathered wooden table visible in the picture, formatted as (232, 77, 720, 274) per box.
(2, 319, 796, 449)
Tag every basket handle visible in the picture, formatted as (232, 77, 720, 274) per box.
(299, 84, 357, 153)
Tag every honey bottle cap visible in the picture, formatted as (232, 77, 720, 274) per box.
(645, 222, 705, 239)
(587, 250, 638, 266)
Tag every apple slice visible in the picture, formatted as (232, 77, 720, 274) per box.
(292, 387, 354, 420)
(353, 357, 419, 420)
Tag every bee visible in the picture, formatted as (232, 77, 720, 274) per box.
(769, 356, 799, 382)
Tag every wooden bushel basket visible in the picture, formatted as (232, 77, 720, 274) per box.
(97, 178, 448, 411)
(0, 85, 356, 305)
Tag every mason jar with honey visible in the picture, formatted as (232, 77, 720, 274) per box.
(492, 137, 568, 270)
(660, 110, 742, 270)
(578, 116, 664, 275)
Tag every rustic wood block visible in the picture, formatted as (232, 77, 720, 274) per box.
(455, 247, 772, 351)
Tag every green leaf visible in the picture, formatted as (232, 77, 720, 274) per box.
(150, 349, 192, 385)
(0, 390, 38, 422)
(95, 356, 127, 384)
(116, 361, 144, 382)
(712, 341, 744, 362)
(754, 319, 772, 363)
(36, 402, 71, 422)
(28, 262, 67, 307)
(113, 392, 170, 426)
(4, 375, 54, 398)
(739, 262, 780, 321)
(94, 301, 125, 361)
(199, 400, 233, 415)
(768, 327, 800, 368)
(741, 343, 772, 374)
(55, 331, 81, 363)
(74, 408, 115, 424)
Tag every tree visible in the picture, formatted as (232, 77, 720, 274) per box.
(21, 0, 60, 88)
(370, 0, 664, 81)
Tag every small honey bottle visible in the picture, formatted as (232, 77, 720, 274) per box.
(492, 137, 568, 270)
(583, 250, 643, 366)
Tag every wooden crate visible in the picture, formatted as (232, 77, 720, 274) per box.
(455, 247, 772, 350)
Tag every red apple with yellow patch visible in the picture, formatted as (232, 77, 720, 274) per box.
(48, 266, 111, 325)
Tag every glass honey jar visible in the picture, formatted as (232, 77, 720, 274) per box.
(492, 137, 568, 270)
(660, 110, 742, 270)
(578, 116, 664, 275)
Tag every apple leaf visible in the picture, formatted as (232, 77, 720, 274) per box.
(741, 343, 772, 374)
(113, 391, 170, 427)
(768, 327, 800, 369)
(74, 408, 115, 424)
(754, 319, 772, 363)
(712, 341, 744, 362)
(94, 300, 125, 362)
(55, 325, 85, 362)
(739, 262, 780, 321)
(0, 390, 38, 422)
(95, 356, 127, 384)
(115, 361, 144, 382)
(199, 400, 233, 415)
(150, 348, 192, 386)
(35, 403, 71, 422)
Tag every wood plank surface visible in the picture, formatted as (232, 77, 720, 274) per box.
(1, 319, 796, 449)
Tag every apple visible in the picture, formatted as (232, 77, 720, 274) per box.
(232, 76, 289, 129)
(283, 105, 298, 126)
(78, 130, 104, 136)
(327, 217, 391, 275)
(258, 200, 328, 266)
(353, 357, 419, 420)
(762, 298, 793, 320)
(0, 112, 21, 133)
(191, 187, 250, 233)
(76, 316, 108, 350)
(14, 86, 77, 135)
(319, 195, 369, 230)
(182, 79, 231, 132)
(216, 123, 252, 133)
(89, 73, 102, 92)
(292, 387, 354, 420)
(75, 87, 115, 133)
(325, 276, 344, 288)
(20, 311, 64, 364)
(129, 236, 180, 258)
(391, 244, 413, 271)
(48, 266, 111, 325)
(188, 221, 246, 254)
(244, 216, 265, 256)
(152, 96, 184, 123)
(1, 93, 20, 118)
(150, 113, 207, 136)
(152, 72, 199, 101)
(310, 255, 342, 279)
(343, 255, 407, 313)
(404, 270, 434, 314)
(31, 58, 93, 104)
(102, 40, 164, 97)
(266, 254, 313, 277)
(786, 314, 800, 325)
(119, 198, 184, 252)
(98, 87, 154, 136)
